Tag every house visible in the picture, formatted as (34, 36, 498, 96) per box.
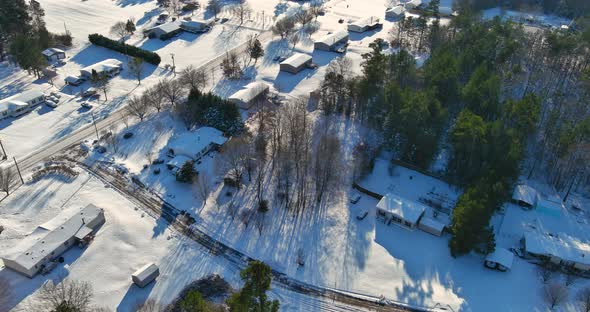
(348, 16, 382, 33)
(166, 155, 193, 174)
(418, 216, 445, 236)
(512, 184, 538, 208)
(0, 90, 45, 120)
(376, 193, 426, 229)
(314, 31, 349, 52)
(80, 59, 123, 80)
(280, 53, 313, 74)
(484, 248, 514, 272)
(1, 204, 105, 278)
(522, 231, 590, 271)
(386, 6, 405, 19)
(167, 127, 227, 160)
(132, 263, 160, 288)
(404, 0, 422, 10)
(146, 21, 182, 39)
(42, 48, 66, 63)
(228, 82, 270, 109)
(181, 19, 213, 33)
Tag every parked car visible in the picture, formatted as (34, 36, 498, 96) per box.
(123, 132, 134, 139)
(94, 145, 107, 154)
(50, 92, 62, 98)
(45, 100, 59, 108)
(350, 194, 361, 204)
(81, 101, 93, 109)
(156, 13, 169, 24)
(49, 95, 60, 103)
(64, 75, 85, 86)
(82, 88, 98, 97)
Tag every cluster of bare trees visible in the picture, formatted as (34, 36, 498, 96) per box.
(126, 78, 187, 121)
(271, 3, 322, 46)
(0, 166, 15, 196)
(536, 266, 590, 310)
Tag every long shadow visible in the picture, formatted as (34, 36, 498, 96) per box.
(261, 39, 290, 67)
(348, 27, 382, 42)
(273, 69, 316, 93)
(115, 0, 153, 7)
(136, 8, 162, 27)
(117, 282, 156, 311)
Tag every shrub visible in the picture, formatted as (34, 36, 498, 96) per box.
(88, 33, 161, 65)
(176, 161, 197, 183)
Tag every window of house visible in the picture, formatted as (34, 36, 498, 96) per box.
(404, 221, 412, 227)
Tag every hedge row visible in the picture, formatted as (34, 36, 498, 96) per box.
(88, 33, 161, 65)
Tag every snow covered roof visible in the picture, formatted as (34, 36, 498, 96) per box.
(524, 231, 590, 266)
(419, 217, 445, 232)
(42, 48, 65, 57)
(315, 31, 349, 47)
(485, 248, 514, 270)
(167, 155, 193, 169)
(376, 193, 426, 224)
(512, 184, 538, 206)
(536, 196, 564, 216)
(132, 263, 159, 282)
(228, 82, 270, 104)
(150, 21, 181, 33)
(280, 53, 312, 68)
(167, 127, 227, 159)
(0, 90, 45, 112)
(349, 16, 381, 28)
(80, 59, 123, 76)
(386, 5, 405, 16)
(405, 0, 422, 9)
(5, 204, 104, 271)
(181, 19, 212, 28)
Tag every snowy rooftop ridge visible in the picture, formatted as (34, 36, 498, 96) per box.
(315, 30, 349, 46)
(80, 59, 123, 76)
(280, 53, 312, 68)
(167, 126, 227, 159)
(376, 193, 427, 224)
(524, 231, 590, 266)
(349, 16, 381, 28)
(228, 82, 270, 104)
(0, 90, 45, 112)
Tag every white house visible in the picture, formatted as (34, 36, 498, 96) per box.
(228, 82, 270, 109)
(348, 16, 382, 33)
(418, 216, 445, 236)
(404, 0, 423, 10)
(314, 31, 349, 52)
(522, 231, 590, 271)
(167, 127, 227, 160)
(376, 193, 426, 229)
(0, 90, 45, 120)
(146, 21, 182, 39)
(386, 6, 405, 19)
(80, 59, 123, 79)
(132, 263, 160, 288)
(42, 48, 66, 63)
(1, 204, 105, 278)
(280, 53, 313, 74)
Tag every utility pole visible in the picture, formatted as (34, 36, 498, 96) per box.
(13, 157, 24, 184)
(90, 112, 100, 142)
(170, 53, 176, 76)
(0, 139, 7, 160)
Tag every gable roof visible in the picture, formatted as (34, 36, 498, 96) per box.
(377, 193, 426, 224)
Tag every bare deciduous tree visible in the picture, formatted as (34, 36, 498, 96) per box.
(128, 57, 144, 84)
(537, 266, 554, 284)
(542, 282, 568, 309)
(134, 299, 165, 312)
(0, 167, 15, 195)
(232, 1, 251, 25)
(272, 16, 295, 39)
(294, 7, 313, 27)
(179, 65, 208, 91)
(216, 136, 250, 190)
(145, 84, 167, 112)
(110, 21, 128, 41)
(126, 95, 150, 121)
(289, 33, 300, 51)
(194, 172, 211, 205)
(207, 0, 222, 19)
(39, 279, 94, 312)
(220, 51, 243, 80)
(312, 132, 342, 204)
(160, 79, 186, 106)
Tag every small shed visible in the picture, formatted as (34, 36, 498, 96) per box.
(181, 19, 213, 33)
(512, 184, 538, 208)
(376, 193, 426, 229)
(485, 248, 514, 271)
(42, 48, 66, 63)
(147, 21, 182, 39)
(404, 0, 422, 10)
(228, 82, 270, 109)
(280, 53, 313, 74)
(80, 59, 123, 79)
(132, 263, 160, 288)
(348, 16, 382, 33)
(386, 6, 405, 19)
(418, 217, 445, 236)
(64, 75, 85, 86)
(314, 31, 349, 52)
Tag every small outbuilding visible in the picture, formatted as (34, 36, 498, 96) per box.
(376, 193, 426, 230)
(386, 6, 405, 19)
(167, 126, 227, 160)
(512, 184, 538, 208)
(348, 16, 382, 33)
(314, 31, 349, 52)
(418, 217, 445, 236)
(64, 75, 85, 86)
(181, 19, 213, 33)
(228, 82, 270, 109)
(42, 48, 66, 63)
(146, 21, 182, 39)
(132, 263, 160, 288)
(80, 59, 123, 79)
(485, 248, 514, 272)
(404, 0, 422, 10)
(280, 53, 313, 74)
